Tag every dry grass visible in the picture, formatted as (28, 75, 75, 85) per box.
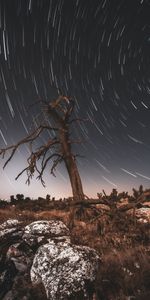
(0, 207, 20, 224)
(35, 209, 70, 224)
(0, 206, 70, 225)
(0, 202, 150, 299)
(95, 246, 150, 300)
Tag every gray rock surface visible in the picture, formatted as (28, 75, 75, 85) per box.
(31, 239, 100, 300)
(22, 220, 70, 247)
(136, 207, 150, 223)
(0, 219, 100, 299)
(0, 219, 34, 300)
(0, 219, 21, 239)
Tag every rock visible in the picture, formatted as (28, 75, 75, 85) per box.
(142, 201, 150, 208)
(127, 207, 150, 223)
(0, 220, 33, 300)
(31, 239, 100, 300)
(0, 219, 22, 239)
(2, 290, 13, 300)
(0, 240, 34, 299)
(1, 273, 32, 300)
(0, 219, 20, 228)
(116, 198, 129, 209)
(74, 220, 87, 229)
(22, 220, 70, 247)
(0, 259, 18, 299)
(136, 207, 150, 223)
(95, 203, 110, 211)
(116, 198, 129, 208)
(0, 219, 100, 299)
(6, 242, 33, 273)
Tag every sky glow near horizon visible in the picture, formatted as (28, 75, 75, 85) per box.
(0, 0, 150, 199)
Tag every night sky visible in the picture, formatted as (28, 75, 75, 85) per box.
(0, 0, 150, 200)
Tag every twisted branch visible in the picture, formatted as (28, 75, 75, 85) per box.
(0, 95, 86, 192)
(0, 125, 59, 169)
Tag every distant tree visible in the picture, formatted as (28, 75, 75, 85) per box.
(133, 185, 144, 200)
(139, 184, 143, 195)
(97, 192, 102, 200)
(132, 188, 139, 199)
(46, 194, 51, 201)
(24, 197, 31, 202)
(102, 189, 107, 198)
(0, 96, 86, 202)
(16, 194, 24, 201)
(118, 191, 128, 200)
(110, 188, 118, 201)
(10, 195, 15, 203)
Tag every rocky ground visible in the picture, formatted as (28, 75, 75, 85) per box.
(0, 195, 150, 300)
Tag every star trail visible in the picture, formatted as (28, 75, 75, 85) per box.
(0, 0, 150, 199)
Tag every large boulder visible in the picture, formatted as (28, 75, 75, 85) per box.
(22, 220, 70, 247)
(31, 238, 100, 300)
(0, 219, 100, 299)
(0, 219, 28, 299)
(142, 201, 150, 208)
(127, 207, 150, 224)
(136, 207, 150, 223)
(95, 203, 110, 211)
(0, 219, 22, 239)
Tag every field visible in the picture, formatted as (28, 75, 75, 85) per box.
(0, 192, 150, 299)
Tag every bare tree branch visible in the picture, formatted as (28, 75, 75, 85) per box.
(37, 153, 63, 182)
(50, 154, 64, 177)
(0, 95, 86, 202)
(15, 139, 60, 186)
(0, 125, 59, 169)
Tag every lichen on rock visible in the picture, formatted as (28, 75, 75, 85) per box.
(31, 240, 100, 300)
(22, 220, 70, 247)
(0, 219, 100, 299)
(0, 219, 22, 239)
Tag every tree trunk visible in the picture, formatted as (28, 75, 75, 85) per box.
(65, 154, 84, 201)
(59, 126, 84, 202)
(47, 98, 85, 203)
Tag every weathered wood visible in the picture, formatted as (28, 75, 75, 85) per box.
(70, 199, 109, 207)
(0, 96, 85, 202)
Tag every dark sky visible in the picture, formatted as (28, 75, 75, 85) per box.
(0, 0, 150, 199)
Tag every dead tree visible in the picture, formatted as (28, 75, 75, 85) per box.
(0, 95, 85, 202)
